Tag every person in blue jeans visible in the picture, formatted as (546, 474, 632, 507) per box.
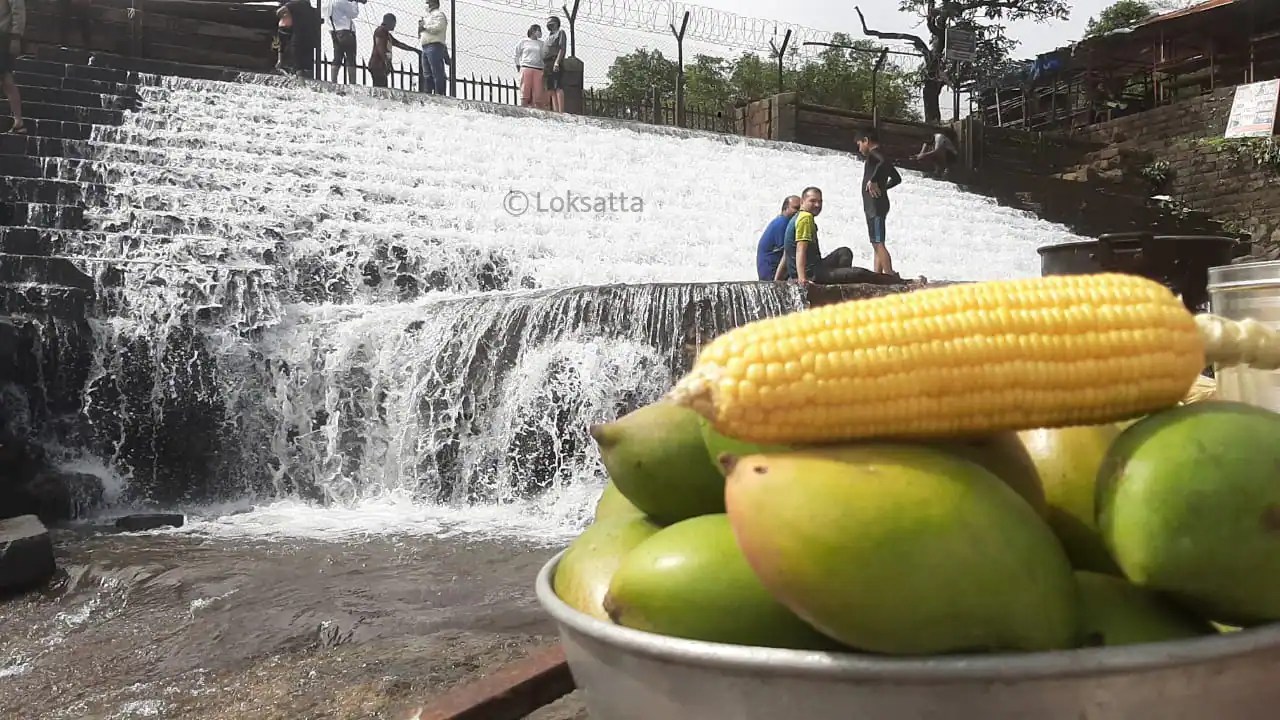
(755, 195, 800, 281)
(418, 0, 449, 95)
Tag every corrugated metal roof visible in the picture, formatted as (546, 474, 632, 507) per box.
(1139, 0, 1237, 26)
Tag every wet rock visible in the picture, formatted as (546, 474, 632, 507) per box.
(115, 513, 185, 532)
(0, 514, 56, 595)
(24, 471, 105, 524)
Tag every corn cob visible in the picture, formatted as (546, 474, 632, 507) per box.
(666, 273, 1280, 445)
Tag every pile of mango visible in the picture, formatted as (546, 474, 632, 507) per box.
(554, 398, 1280, 655)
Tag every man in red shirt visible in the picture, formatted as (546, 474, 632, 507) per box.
(369, 13, 418, 88)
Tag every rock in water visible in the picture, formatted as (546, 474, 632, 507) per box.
(936, 432, 1047, 516)
(603, 514, 840, 649)
(554, 515, 662, 621)
(0, 514, 56, 594)
(1097, 401, 1280, 624)
(1075, 571, 1215, 647)
(590, 402, 725, 524)
(724, 445, 1080, 656)
(115, 514, 185, 532)
(592, 482, 643, 523)
(1019, 424, 1125, 574)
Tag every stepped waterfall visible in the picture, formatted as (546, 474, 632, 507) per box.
(46, 75, 1083, 539)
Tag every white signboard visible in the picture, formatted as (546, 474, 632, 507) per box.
(1224, 79, 1280, 138)
(945, 27, 976, 63)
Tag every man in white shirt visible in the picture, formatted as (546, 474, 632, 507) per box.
(418, 0, 448, 95)
(328, 0, 363, 84)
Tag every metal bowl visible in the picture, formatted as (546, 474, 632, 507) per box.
(536, 551, 1280, 719)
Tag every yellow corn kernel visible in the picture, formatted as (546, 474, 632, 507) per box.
(667, 273, 1208, 445)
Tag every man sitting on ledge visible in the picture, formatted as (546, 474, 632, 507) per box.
(774, 186, 904, 286)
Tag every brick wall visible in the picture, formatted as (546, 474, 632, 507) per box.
(1073, 88, 1280, 250)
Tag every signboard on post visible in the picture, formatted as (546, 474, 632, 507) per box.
(1224, 79, 1280, 138)
(945, 27, 976, 63)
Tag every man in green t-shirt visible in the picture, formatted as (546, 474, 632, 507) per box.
(775, 187, 854, 284)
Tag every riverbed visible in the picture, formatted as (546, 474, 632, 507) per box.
(0, 529, 564, 719)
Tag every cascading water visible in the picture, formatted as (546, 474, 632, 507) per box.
(48, 74, 1086, 539)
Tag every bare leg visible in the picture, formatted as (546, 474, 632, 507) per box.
(873, 244, 895, 276)
(3, 73, 22, 130)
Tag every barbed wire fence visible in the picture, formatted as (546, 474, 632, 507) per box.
(318, 0, 922, 127)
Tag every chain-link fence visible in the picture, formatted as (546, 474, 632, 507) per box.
(311, 0, 914, 132)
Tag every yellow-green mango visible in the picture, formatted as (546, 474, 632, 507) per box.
(1018, 424, 1125, 574)
(593, 482, 644, 523)
(937, 432, 1047, 516)
(1097, 401, 1280, 624)
(724, 445, 1080, 656)
(1075, 571, 1215, 647)
(603, 514, 841, 649)
(554, 515, 661, 620)
(590, 402, 725, 524)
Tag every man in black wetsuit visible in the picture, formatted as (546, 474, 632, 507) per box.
(856, 128, 903, 277)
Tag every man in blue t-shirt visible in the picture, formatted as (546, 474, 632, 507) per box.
(755, 195, 801, 280)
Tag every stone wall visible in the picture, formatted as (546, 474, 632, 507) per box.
(734, 93, 944, 171)
(1071, 88, 1280, 254)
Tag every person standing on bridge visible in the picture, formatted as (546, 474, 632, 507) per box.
(857, 128, 903, 278)
(0, 0, 25, 135)
(514, 25, 546, 109)
(543, 16, 567, 112)
(755, 194, 800, 281)
(328, 0, 365, 84)
(418, 0, 449, 95)
(370, 14, 418, 88)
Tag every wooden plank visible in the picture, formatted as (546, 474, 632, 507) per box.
(400, 646, 575, 720)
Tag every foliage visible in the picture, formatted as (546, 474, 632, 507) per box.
(855, 0, 1071, 123)
(1199, 137, 1280, 176)
(598, 32, 918, 120)
(1138, 159, 1171, 188)
(1083, 1, 1155, 38)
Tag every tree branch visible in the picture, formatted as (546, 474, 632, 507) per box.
(855, 6, 933, 60)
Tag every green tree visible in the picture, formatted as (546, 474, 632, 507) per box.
(1084, 0, 1155, 37)
(603, 49, 678, 105)
(598, 34, 918, 120)
(856, 0, 1070, 124)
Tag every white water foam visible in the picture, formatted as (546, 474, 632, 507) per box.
(48, 76, 1089, 541)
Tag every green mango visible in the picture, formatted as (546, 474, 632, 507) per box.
(592, 482, 644, 523)
(1097, 401, 1280, 625)
(1075, 571, 1215, 647)
(698, 416, 792, 476)
(724, 444, 1080, 656)
(590, 402, 725, 524)
(554, 515, 661, 621)
(936, 432, 1047, 517)
(603, 514, 841, 650)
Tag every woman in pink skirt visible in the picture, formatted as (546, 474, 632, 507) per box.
(515, 24, 547, 109)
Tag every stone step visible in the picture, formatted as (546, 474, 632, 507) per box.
(0, 134, 68, 158)
(0, 176, 106, 205)
(0, 254, 95, 290)
(0, 202, 85, 229)
(0, 227, 52, 255)
(11, 70, 139, 97)
(31, 48, 246, 84)
(15, 117, 94, 141)
(0, 154, 98, 184)
(18, 85, 139, 112)
(0, 282, 90, 319)
(12, 59, 140, 85)
(21, 101, 125, 127)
